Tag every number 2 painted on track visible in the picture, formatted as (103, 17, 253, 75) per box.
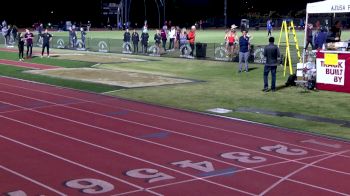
(65, 178, 114, 194)
(221, 152, 267, 163)
(261, 144, 308, 156)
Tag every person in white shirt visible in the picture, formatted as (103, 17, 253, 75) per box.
(168, 26, 176, 50)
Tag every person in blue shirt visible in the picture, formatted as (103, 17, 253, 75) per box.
(314, 27, 327, 50)
(267, 20, 272, 37)
(238, 30, 250, 72)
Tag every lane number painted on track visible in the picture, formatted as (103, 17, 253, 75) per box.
(6, 190, 27, 196)
(65, 178, 114, 194)
(126, 168, 175, 183)
(221, 152, 267, 163)
(261, 144, 308, 156)
(301, 139, 342, 149)
(171, 160, 215, 172)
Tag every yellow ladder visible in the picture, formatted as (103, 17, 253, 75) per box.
(278, 20, 302, 76)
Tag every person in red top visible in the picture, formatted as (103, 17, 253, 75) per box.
(187, 26, 196, 56)
(227, 30, 236, 56)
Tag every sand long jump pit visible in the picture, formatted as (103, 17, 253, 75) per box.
(26, 68, 195, 88)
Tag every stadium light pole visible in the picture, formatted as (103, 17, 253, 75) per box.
(160, 0, 165, 24)
(144, 0, 147, 20)
(224, 0, 227, 27)
(154, 0, 161, 28)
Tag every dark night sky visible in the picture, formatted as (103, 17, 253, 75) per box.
(0, 0, 319, 27)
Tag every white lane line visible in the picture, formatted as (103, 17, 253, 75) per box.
(0, 135, 161, 196)
(2, 91, 350, 178)
(0, 165, 67, 196)
(258, 150, 350, 196)
(0, 116, 254, 196)
(0, 80, 348, 158)
(0, 90, 313, 163)
(2, 105, 350, 195)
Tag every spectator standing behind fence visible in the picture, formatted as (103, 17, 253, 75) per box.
(263, 37, 280, 92)
(132, 29, 140, 53)
(168, 26, 176, 50)
(36, 23, 43, 44)
(18, 33, 25, 61)
(87, 21, 91, 31)
(175, 27, 181, 49)
(154, 29, 162, 48)
(238, 30, 250, 72)
(41, 29, 53, 58)
(188, 26, 196, 56)
(24, 29, 34, 58)
(267, 20, 272, 37)
(179, 28, 188, 55)
(141, 29, 149, 53)
(80, 27, 87, 48)
(2, 25, 9, 46)
(161, 27, 167, 51)
(123, 29, 131, 43)
(11, 25, 18, 42)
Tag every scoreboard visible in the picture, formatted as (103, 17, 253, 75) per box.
(101, 1, 120, 15)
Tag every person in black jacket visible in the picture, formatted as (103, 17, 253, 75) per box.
(154, 29, 161, 48)
(41, 29, 53, 57)
(123, 29, 131, 43)
(132, 29, 139, 53)
(18, 33, 25, 61)
(263, 37, 280, 92)
(141, 29, 149, 53)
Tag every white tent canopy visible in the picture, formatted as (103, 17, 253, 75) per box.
(307, 0, 350, 14)
(303, 0, 350, 63)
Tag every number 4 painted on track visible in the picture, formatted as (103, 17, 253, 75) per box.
(261, 144, 308, 156)
(171, 160, 215, 172)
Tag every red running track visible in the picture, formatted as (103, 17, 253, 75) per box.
(1, 76, 350, 196)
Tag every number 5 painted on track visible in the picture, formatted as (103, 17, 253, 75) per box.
(126, 168, 175, 183)
(261, 144, 308, 156)
(65, 178, 114, 194)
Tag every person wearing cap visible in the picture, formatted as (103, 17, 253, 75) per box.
(187, 26, 196, 56)
(263, 37, 280, 92)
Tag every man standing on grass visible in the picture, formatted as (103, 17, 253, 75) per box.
(187, 26, 196, 56)
(238, 30, 250, 72)
(132, 29, 140, 53)
(24, 29, 34, 58)
(263, 37, 280, 92)
(41, 29, 53, 58)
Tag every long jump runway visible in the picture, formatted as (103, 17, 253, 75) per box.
(1, 76, 350, 196)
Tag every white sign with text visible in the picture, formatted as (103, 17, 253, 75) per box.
(316, 58, 346, 86)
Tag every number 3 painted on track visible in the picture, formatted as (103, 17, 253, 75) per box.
(221, 152, 267, 163)
(261, 144, 308, 156)
(65, 178, 114, 194)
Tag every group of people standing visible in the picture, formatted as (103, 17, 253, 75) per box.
(68, 26, 87, 49)
(1, 20, 18, 46)
(17, 28, 53, 61)
(123, 25, 196, 56)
